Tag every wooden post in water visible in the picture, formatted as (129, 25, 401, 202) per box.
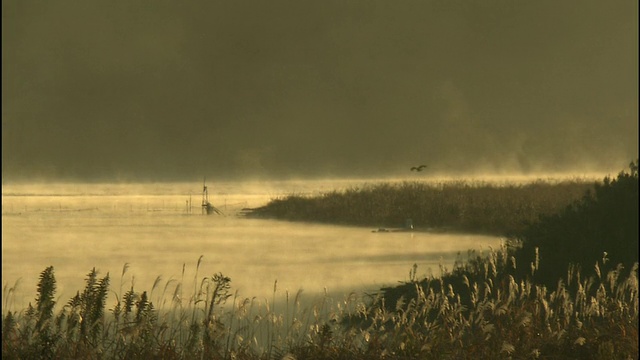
(202, 177, 209, 215)
(201, 177, 222, 215)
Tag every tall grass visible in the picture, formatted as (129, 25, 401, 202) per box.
(3, 250, 638, 359)
(351, 248, 638, 359)
(246, 179, 594, 236)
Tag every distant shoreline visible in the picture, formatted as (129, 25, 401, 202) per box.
(244, 178, 597, 237)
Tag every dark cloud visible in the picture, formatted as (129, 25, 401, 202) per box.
(3, 0, 638, 181)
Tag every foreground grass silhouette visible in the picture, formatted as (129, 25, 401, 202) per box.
(3, 249, 638, 359)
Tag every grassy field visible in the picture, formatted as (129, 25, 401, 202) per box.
(245, 179, 595, 236)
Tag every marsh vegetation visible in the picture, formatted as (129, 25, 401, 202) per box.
(246, 179, 594, 236)
(3, 250, 637, 359)
(3, 163, 638, 359)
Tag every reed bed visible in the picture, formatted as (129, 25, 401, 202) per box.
(4, 165, 636, 358)
(246, 179, 594, 236)
(3, 249, 638, 359)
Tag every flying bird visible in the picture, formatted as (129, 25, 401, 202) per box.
(410, 165, 427, 172)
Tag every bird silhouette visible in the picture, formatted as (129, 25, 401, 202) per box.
(410, 165, 427, 172)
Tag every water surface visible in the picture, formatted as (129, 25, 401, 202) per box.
(2, 180, 502, 311)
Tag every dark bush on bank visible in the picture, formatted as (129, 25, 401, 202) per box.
(511, 160, 639, 288)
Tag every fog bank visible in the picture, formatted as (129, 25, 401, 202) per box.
(3, 1, 637, 182)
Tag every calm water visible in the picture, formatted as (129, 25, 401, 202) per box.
(2, 180, 502, 311)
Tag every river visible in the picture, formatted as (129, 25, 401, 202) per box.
(2, 179, 502, 312)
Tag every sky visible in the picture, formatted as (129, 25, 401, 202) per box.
(2, 0, 638, 182)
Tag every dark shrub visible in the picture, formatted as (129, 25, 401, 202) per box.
(512, 160, 639, 288)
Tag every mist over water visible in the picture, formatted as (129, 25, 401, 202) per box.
(3, 0, 636, 328)
(2, 180, 504, 311)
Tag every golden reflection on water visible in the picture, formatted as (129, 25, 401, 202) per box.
(2, 180, 510, 311)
